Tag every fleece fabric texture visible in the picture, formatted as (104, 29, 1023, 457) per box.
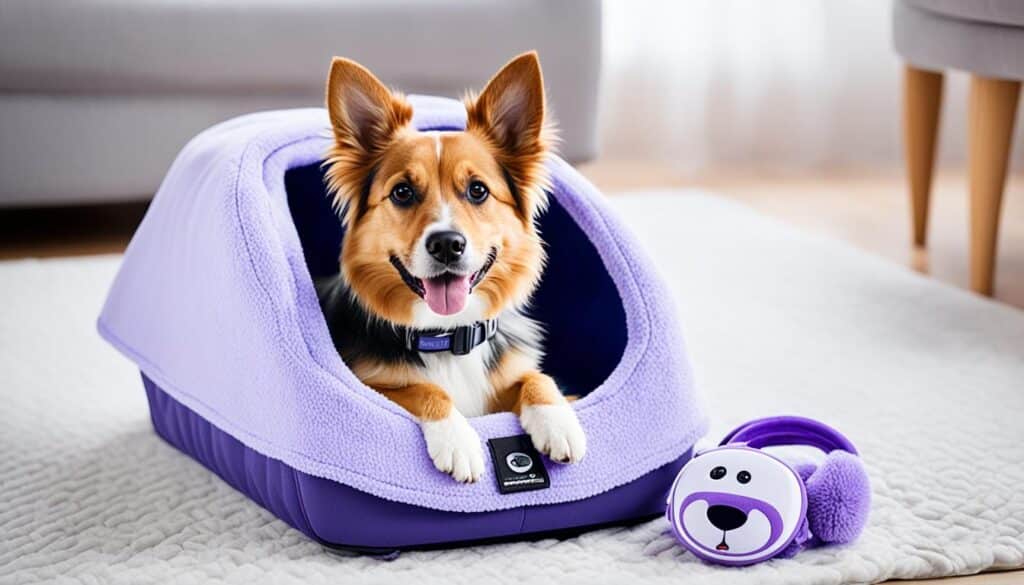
(97, 96, 708, 513)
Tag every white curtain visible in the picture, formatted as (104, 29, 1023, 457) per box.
(599, 0, 1022, 171)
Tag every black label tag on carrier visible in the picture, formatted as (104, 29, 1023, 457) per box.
(487, 434, 550, 494)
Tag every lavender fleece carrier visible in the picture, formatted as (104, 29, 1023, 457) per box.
(98, 96, 707, 545)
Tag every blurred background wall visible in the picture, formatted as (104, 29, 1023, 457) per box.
(599, 0, 1024, 172)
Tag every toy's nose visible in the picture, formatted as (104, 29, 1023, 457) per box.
(426, 230, 466, 264)
(707, 505, 747, 531)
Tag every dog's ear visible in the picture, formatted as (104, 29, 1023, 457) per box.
(326, 57, 410, 155)
(324, 57, 412, 220)
(466, 51, 552, 220)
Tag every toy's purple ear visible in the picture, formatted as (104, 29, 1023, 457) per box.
(805, 450, 871, 544)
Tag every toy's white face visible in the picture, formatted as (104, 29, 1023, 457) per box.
(668, 447, 805, 565)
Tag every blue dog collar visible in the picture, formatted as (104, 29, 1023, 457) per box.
(403, 319, 498, 356)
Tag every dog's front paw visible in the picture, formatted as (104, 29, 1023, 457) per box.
(421, 412, 485, 483)
(520, 404, 587, 464)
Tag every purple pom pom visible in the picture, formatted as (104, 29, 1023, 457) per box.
(805, 450, 871, 544)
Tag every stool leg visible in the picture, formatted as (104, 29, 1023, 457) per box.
(903, 65, 944, 247)
(968, 75, 1020, 296)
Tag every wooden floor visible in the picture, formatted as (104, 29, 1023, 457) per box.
(0, 200, 149, 260)
(1, 162, 1021, 584)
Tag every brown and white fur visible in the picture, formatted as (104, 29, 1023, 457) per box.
(316, 53, 586, 482)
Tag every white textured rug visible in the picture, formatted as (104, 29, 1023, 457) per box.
(2, 193, 1023, 585)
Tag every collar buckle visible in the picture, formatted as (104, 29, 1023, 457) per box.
(451, 323, 479, 356)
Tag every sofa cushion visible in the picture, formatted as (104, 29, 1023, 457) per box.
(0, 0, 596, 95)
(0, 0, 601, 200)
(905, 0, 1024, 28)
(894, 0, 1024, 80)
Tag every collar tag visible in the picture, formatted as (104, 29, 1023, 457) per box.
(417, 335, 451, 352)
(487, 434, 550, 494)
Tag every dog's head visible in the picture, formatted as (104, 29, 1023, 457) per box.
(323, 52, 552, 328)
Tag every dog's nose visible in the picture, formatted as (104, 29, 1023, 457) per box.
(707, 505, 747, 532)
(426, 230, 466, 265)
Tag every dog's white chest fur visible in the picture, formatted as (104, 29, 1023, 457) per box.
(417, 346, 493, 417)
(411, 298, 495, 417)
(411, 303, 543, 418)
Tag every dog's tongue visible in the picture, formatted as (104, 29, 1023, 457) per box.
(423, 274, 471, 316)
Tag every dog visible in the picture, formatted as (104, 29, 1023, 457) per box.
(315, 52, 586, 483)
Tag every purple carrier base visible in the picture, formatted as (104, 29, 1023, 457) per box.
(143, 373, 692, 553)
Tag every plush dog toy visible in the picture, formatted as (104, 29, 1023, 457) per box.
(666, 416, 871, 565)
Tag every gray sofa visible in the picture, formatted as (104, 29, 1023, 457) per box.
(0, 0, 601, 206)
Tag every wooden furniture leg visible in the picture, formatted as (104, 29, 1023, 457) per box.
(903, 65, 944, 247)
(968, 75, 1021, 296)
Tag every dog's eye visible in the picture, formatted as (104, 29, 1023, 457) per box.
(466, 180, 490, 204)
(710, 466, 727, 480)
(390, 182, 416, 207)
(737, 470, 751, 484)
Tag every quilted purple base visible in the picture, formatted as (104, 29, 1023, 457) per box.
(142, 373, 692, 551)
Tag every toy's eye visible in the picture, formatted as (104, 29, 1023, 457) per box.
(737, 470, 751, 484)
(710, 466, 727, 480)
(467, 180, 490, 204)
(390, 182, 415, 207)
